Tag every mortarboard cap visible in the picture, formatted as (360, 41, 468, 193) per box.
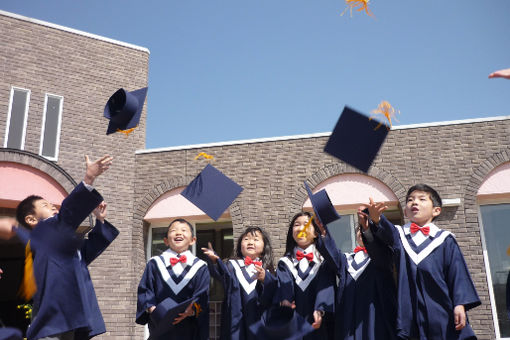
(0, 327, 23, 340)
(248, 306, 315, 340)
(304, 182, 340, 226)
(103, 87, 148, 135)
(181, 164, 243, 221)
(324, 106, 388, 173)
(148, 297, 195, 339)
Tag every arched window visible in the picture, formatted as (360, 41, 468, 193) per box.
(303, 174, 403, 252)
(477, 162, 510, 339)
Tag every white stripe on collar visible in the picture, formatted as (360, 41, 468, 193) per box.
(395, 223, 451, 265)
(152, 252, 206, 295)
(346, 252, 371, 281)
(279, 256, 320, 292)
(231, 259, 258, 295)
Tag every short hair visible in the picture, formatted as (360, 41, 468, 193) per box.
(16, 195, 43, 229)
(406, 184, 442, 208)
(166, 218, 194, 236)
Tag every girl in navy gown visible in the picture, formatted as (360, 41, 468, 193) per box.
(276, 212, 335, 340)
(202, 226, 277, 340)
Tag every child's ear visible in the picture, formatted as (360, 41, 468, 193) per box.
(432, 206, 442, 218)
(25, 214, 38, 229)
(189, 236, 197, 246)
(163, 237, 170, 247)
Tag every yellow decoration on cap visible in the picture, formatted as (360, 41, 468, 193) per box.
(116, 126, 137, 136)
(18, 241, 36, 301)
(297, 215, 314, 239)
(193, 302, 202, 317)
(341, 0, 374, 17)
(195, 152, 215, 161)
(369, 101, 399, 131)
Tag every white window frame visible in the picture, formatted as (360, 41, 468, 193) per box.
(478, 197, 510, 340)
(4, 87, 30, 149)
(39, 93, 64, 161)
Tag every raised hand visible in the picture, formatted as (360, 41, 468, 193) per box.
(366, 197, 387, 224)
(84, 154, 113, 185)
(489, 68, 510, 79)
(93, 201, 107, 223)
(0, 217, 17, 240)
(201, 242, 219, 263)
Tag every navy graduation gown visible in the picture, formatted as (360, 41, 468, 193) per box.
(276, 244, 335, 340)
(136, 249, 210, 340)
(207, 258, 277, 340)
(25, 182, 115, 340)
(316, 229, 397, 340)
(376, 215, 481, 340)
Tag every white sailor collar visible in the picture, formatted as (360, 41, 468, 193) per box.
(346, 251, 371, 281)
(396, 223, 452, 265)
(160, 249, 196, 267)
(230, 259, 259, 295)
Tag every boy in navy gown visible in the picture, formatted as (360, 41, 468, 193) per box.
(136, 218, 210, 340)
(315, 209, 397, 340)
(276, 212, 336, 340)
(202, 226, 277, 340)
(14, 154, 118, 340)
(366, 184, 481, 340)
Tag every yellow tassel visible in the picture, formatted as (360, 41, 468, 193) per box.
(341, 0, 374, 17)
(193, 302, 202, 317)
(116, 126, 137, 136)
(18, 241, 36, 301)
(194, 152, 214, 161)
(369, 100, 399, 131)
(297, 215, 314, 238)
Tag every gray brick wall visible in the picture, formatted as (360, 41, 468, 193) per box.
(0, 12, 148, 339)
(135, 118, 510, 339)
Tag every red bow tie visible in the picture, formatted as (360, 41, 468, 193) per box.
(410, 223, 430, 236)
(244, 257, 262, 267)
(353, 246, 367, 254)
(296, 250, 314, 262)
(170, 255, 187, 266)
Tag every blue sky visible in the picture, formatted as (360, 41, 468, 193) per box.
(2, 1, 509, 149)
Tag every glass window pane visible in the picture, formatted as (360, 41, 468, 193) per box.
(150, 227, 168, 257)
(41, 96, 62, 159)
(480, 203, 510, 337)
(327, 214, 355, 253)
(6, 89, 29, 149)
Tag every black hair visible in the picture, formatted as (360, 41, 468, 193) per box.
(235, 226, 275, 273)
(16, 195, 43, 229)
(166, 218, 195, 236)
(406, 184, 442, 208)
(284, 211, 319, 258)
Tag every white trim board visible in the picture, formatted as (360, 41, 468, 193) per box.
(0, 9, 150, 54)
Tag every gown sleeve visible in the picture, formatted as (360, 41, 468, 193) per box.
(136, 260, 158, 325)
(80, 219, 119, 265)
(275, 258, 295, 304)
(57, 182, 103, 231)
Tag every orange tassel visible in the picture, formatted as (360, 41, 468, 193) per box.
(195, 152, 214, 161)
(297, 215, 314, 239)
(193, 302, 202, 317)
(18, 241, 36, 301)
(369, 100, 399, 131)
(116, 126, 137, 136)
(341, 0, 374, 17)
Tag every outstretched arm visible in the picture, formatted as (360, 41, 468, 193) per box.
(489, 68, 510, 79)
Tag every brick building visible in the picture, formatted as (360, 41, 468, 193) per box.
(2, 8, 510, 340)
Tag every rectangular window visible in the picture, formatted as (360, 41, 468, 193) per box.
(39, 94, 63, 160)
(4, 87, 30, 149)
(479, 203, 510, 339)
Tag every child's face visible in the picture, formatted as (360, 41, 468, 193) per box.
(26, 199, 58, 228)
(164, 221, 196, 254)
(404, 190, 441, 226)
(240, 230, 264, 260)
(292, 215, 316, 249)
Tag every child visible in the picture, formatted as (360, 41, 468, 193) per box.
(14, 154, 117, 340)
(136, 218, 210, 340)
(276, 212, 335, 340)
(315, 208, 397, 340)
(367, 184, 481, 340)
(202, 226, 277, 340)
